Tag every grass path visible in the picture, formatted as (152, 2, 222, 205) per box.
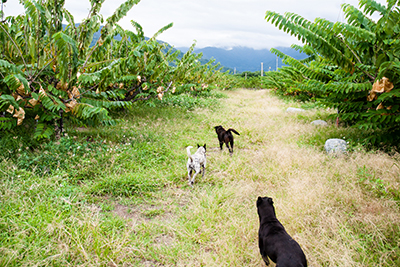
(147, 89, 400, 266)
(2, 89, 399, 266)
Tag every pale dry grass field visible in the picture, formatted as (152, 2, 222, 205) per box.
(157, 89, 400, 266)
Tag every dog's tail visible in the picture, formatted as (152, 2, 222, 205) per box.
(186, 146, 193, 161)
(228, 128, 240, 135)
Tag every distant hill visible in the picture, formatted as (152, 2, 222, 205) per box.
(179, 46, 308, 73)
(84, 26, 232, 72)
(70, 24, 304, 73)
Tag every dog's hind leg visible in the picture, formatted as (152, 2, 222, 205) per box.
(190, 171, 199, 186)
(188, 170, 193, 186)
(230, 139, 234, 154)
(201, 164, 206, 177)
(224, 136, 232, 153)
(226, 141, 232, 154)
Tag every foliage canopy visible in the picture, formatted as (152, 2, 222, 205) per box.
(264, 0, 400, 148)
(0, 0, 229, 139)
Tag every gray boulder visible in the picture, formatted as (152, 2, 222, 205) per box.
(286, 107, 305, 113)
(311, 120, 328, 126)
(324, 139, 347, 155)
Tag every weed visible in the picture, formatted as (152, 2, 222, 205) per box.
(152, 93, 221, 110)
(357, 165, 400, 202)
(88, 173, 161, 197)
(143, 209, 165, 219)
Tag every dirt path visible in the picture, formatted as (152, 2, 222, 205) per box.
(165, 89, 400, 266)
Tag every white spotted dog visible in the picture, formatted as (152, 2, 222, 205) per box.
(186, 144, 206, 186)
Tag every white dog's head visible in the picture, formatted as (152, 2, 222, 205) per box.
(196, 143, 206, 155)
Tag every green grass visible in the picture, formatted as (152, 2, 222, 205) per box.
(0, 89, 399, 266)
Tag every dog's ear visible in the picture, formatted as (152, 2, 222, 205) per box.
(268, 198, 274, 205)
(197, 144, 200, 148)
(204, 144, 206, 150)
(256, 196, 263, 206)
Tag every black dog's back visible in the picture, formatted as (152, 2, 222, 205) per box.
(214, 125, 240, 154)
(260, 230, 307, 267)
(257, 197, 307, 267)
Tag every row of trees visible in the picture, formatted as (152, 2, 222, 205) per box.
(263, 0, 400, 146)
(0, 0, 228, 139)
(230, 71, 269, 89)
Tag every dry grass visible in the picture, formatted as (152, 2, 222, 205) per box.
(163, 89, 400, 266)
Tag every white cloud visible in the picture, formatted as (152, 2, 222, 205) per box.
(2, 0, 387, 49)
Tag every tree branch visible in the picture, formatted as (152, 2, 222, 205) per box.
(0, 22, 29, 74)
(335, 34, 375, 81)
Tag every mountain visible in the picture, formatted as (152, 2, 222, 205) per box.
(68, 24, 305, 73)
(89, 30, 234, 72)
(183, 46, 308, 73)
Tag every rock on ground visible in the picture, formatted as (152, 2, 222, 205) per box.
(311, 120, 328, 126)
(324, 138, 347, 155)
(286, 107, 305, 112)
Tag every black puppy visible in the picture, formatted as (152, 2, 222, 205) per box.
(257, 196, 307, 267)
(214, 125, 240, 154)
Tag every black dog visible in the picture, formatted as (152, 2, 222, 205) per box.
(214, 125, 240, 154)
(257, 196, 307, 267)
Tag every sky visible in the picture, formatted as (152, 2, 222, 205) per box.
(3, 0, 388, 50)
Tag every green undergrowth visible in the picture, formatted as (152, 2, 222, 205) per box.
(279, 98, 375, 152)
(145, 90, 227, 110)
(279, 95, 399, 153)
(297, 116, 392, 153)
(298, 123, 368, 152)
(356, 165, 400, 203)
(0, 91, 226, 265)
